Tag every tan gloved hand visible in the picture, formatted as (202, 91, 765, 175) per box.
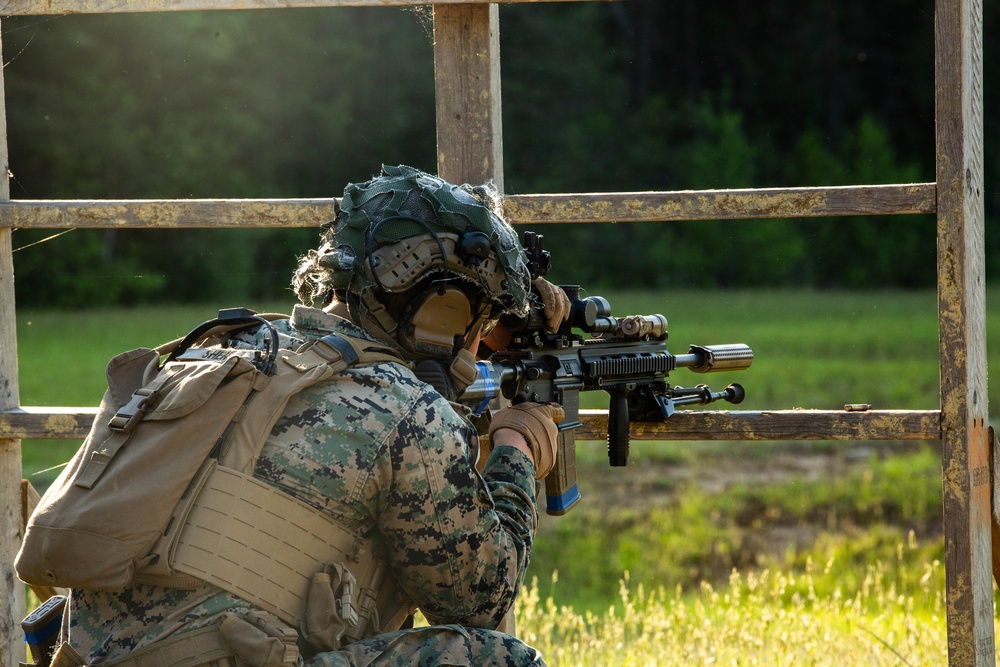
(488, 402, 565, 479)
(532, 277, 572, 332)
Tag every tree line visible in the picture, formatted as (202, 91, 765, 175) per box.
(3, 1, 996, 307)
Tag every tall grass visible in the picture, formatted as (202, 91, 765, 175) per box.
(516, 552, 950, 666)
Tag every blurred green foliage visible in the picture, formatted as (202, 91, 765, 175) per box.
(2, 2, 996, 307)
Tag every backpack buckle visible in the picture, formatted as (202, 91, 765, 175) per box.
(108, 387, 159, 433)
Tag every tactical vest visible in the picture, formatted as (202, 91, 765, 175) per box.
(17, 309, 416, 652)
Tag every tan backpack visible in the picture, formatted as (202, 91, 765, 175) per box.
(16, 308, 401, 595)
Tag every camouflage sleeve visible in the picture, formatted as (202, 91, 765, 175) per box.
(379, 390, 537, 630)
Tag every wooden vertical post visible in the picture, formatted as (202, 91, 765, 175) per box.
(935, 0, 992, 664)
(431, 2, 513, 635)
(0, 20, 26, 667)
(432, 2, 504, 188)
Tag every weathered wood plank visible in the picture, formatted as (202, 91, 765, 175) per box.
(0, 184, 937, 230)
(935, 0, 992, 662)
(0, 199, 339, 229)
(1, 456, 23, 662)
(433, 3, 504, 188)
(1, 0, 599, 15)
(2, 407, 942, 441)
(577, 409, 941, 441)
(990, 426, 1000, 590)
(20, 481, 68, 602)
(0, 408, 93, 440)
(505, 183, 937, 223)
(0, 20, 25, 667)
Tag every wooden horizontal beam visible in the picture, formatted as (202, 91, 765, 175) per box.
(1, 0, 597, 15)
(505, 183, 937, 224)
(578, 408, 942, 441)
(3, 407, 941, 441)
(0, 199, 339, 229)
(1, 407, 95, 440)
(0, 184, 937, 230)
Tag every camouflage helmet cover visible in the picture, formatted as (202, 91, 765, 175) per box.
(296, 165, 531, 319)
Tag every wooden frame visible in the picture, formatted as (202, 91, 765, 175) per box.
(0, 1, 988, 666)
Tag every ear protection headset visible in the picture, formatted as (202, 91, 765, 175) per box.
(398, 285, 474, 358)
(366, 216, 494, 358)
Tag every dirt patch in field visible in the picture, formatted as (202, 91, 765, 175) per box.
(578, 440, 932, 508)
(555, 440, 942, 569)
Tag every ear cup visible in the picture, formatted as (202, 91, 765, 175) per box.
(400, 286, 472, 358)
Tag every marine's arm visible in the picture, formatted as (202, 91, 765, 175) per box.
(378, 390, 539, 629)
(490, 428, 534, 465)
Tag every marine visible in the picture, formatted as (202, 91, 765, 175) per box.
(30, 165, 569, 667)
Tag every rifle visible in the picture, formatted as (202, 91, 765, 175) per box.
(460, 232, 754, 516)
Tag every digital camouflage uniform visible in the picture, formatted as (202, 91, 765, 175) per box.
(65, 305, 546, 667)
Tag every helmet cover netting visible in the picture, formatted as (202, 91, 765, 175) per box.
(293, 165, 530, 323)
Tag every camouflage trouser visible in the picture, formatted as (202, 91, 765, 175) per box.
(306, 625, 548, 667)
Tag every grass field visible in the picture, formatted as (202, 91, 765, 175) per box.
(13, 288, 1000, 661)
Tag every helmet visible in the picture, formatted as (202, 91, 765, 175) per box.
(293, 165, 531, 359)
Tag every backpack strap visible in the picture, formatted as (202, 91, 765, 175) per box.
(215, 331, 402, 474)
(298, 332, 402, 370)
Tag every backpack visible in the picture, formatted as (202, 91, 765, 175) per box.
(15, 307, 402, 593)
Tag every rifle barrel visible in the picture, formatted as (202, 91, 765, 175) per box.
(674, 344, 754, 373)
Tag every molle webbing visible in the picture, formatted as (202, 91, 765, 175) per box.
(164, 463, 371, 631)
(159, 463, 414, 644)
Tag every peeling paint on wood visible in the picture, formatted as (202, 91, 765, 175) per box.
(946, 571, 974, 664)
(945, 451, 970, 509)
(1, 408, 91, 439)
(935, 0, 992, 658)
(433, 3, 503, 188)
(578, 409, 941, 441)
